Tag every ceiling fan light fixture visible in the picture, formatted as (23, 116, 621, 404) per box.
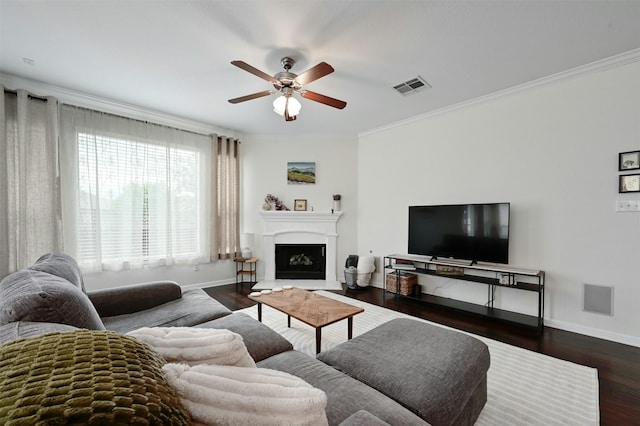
(273, 95, 301, 118)
(229, 58, 345, 119)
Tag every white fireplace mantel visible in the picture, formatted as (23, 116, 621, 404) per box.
(259, 211, 343, 284)
(259, 210, 343, 223)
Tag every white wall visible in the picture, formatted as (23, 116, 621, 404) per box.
(240, 134, 359, 281)
(358, 60, 640, 346)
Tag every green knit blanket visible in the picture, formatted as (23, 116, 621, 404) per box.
(0, 330, 190, 425)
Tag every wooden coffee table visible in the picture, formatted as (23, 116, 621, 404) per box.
(248, 288, 364, 354)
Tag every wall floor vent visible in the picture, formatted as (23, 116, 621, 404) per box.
(583, 283, 614, 316)
(393, 76, 431, 95)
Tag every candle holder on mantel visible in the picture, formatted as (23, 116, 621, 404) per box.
(333, 194, 341, 211)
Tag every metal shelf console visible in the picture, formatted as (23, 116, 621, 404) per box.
(383, 254, 545, 331)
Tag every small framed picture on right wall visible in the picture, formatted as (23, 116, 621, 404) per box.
(619, 174, 640, 193)
(618, 150, 640, 171)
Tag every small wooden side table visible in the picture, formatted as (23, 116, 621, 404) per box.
(234, 257, 258, 290)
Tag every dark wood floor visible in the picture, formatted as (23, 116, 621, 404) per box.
(204, 284, 640, 426)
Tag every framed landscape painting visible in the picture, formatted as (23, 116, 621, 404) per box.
(287, 162, 316, 184)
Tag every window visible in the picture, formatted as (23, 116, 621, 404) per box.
(76, 132, 204, 268)
(60, 105, 213, 272)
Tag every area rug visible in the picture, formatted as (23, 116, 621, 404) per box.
(237, 290, 599, 426)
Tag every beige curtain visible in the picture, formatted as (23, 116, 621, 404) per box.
(0, 88, 62, 277)
(210, 135, 240, 260)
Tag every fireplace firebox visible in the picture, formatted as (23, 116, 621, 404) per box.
(275, 244, 326, 280)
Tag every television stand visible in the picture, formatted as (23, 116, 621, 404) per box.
(384, 254, 545, 331)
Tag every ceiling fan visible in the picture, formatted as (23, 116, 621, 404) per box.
(228, 57, 347, 122)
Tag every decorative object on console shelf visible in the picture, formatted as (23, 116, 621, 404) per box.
(436, 265, 464, 276)
(618, 150, 640, 171)
(385, 271, 417, 296)
(392, 258, 416, 270)
(264, 194, 290, 211)
(498, 274, 517, 286)
(294, 199, 307, 211)
(619, 174, 640, 193)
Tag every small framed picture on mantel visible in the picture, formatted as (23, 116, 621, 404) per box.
(294, 199, 308, 211)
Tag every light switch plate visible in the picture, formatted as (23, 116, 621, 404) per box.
(616, 200, 640, 212)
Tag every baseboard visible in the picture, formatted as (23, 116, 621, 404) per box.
(369, 282, 640, 348)
(182, 279, 234, 290)
(545, 319, 640, 348)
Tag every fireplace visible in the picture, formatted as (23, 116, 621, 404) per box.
(258, 211, 343, 285)
(275, 244, 326, 280)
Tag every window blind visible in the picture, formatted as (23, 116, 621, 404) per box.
(60, 105, 212, 272)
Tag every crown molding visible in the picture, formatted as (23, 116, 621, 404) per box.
(1, 72, 241, 137)
(360, 48, 640, 138)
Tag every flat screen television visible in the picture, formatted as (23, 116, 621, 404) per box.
(408, 202, 510, 264)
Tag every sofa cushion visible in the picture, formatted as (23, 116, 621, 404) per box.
(0, 330, 190, 425)
(317, 318, 490, 426)
(28, 252, 86, 292)
(0, 321, 78, 344)
(339, 410, 391, 426)
(0, 269, 105, 330)
(258, 350, 430, 426)
(100, 288, 231, 333)
(88, 281, 183, 317)
(197, 312, 293, 362)
(127, 326, 256, 368)
(163, 362, 328, 426)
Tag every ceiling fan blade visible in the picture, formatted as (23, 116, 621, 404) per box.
(295, 62, 334, 85)
(228, 90, 274, 104)
(231, 60, 279, 84)
(300, 90, 347, 109)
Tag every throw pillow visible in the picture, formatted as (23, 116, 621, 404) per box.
(28, 252, 86, 292)
(0, 330, 190, 425)
(163, 363, 328, 426)
(127, 326, 256, 367)
(0, 269, 105, 330)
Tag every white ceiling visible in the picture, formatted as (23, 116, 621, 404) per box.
(1, 0, 639, 136)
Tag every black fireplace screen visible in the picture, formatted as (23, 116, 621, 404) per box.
(275, 244, 326, 279)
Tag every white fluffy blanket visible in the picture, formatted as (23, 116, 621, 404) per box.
(163, 363, 329, 426)
(127, 326, 256, 368)
(357, 255, 375, 273)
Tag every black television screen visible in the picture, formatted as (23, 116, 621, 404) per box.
(408, 203, 510, 264)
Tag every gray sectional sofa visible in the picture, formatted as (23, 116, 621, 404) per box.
(0, 253, 489, 425)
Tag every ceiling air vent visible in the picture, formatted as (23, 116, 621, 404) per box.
(393, 76, 431, 96)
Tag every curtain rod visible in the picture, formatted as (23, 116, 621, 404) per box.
(4, 88, 48, 102)
(3, 88, 240, 142)
(63, 104, 241, 142)
(61, 103, 223, 138)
